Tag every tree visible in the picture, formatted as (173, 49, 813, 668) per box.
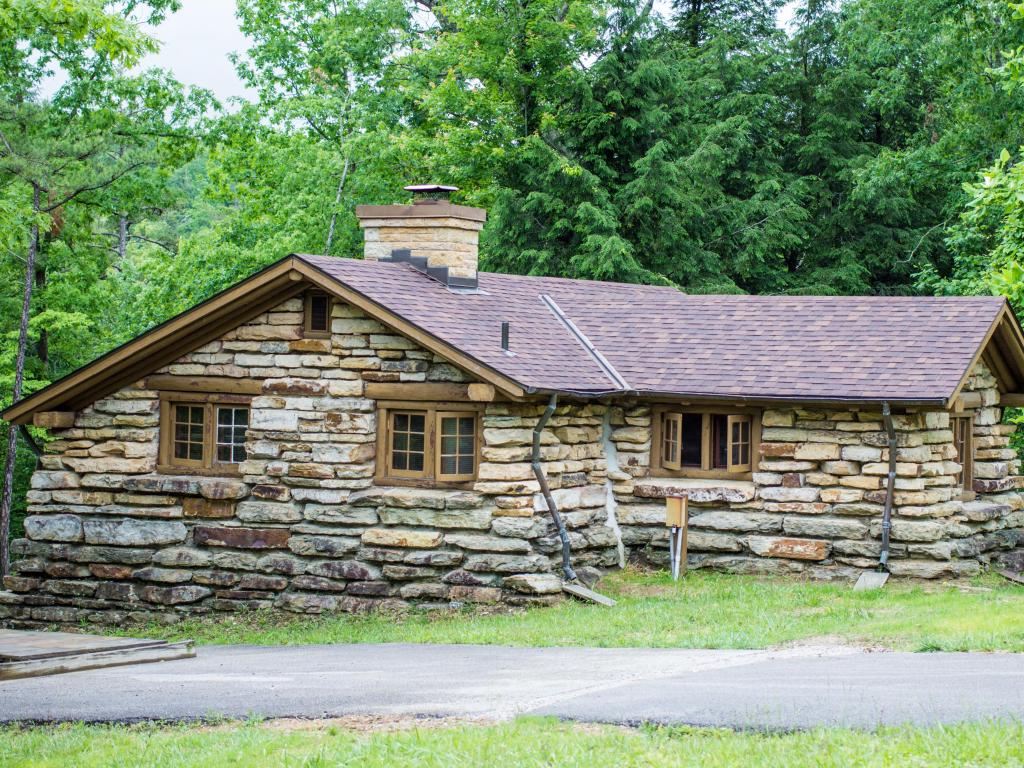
(0, 0, 208, 574)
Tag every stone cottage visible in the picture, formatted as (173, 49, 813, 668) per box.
(3, 185, 1024, 627)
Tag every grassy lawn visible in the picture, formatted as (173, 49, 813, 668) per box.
(4, 717, 1024, 768)
(110, 568, 1024, 652)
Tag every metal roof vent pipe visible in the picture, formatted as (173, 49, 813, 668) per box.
(501, 321, 512, 355)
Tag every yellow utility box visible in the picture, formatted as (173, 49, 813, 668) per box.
(665, 496, 688, 580)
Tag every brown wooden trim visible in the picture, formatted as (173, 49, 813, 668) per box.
(303, 291, 333, 338)
(365, 382, 497, 402)
(3, 259, 303, 423)
(946, 305, 1009, 409)
(146, 376, 264, 395)
(158, 393, 252, 476)
(435, 410, 478, 482)
(1000, 393, 1024, 407)
(650, 405, 761, 481)
(954, 391, 984, 410)
(950, 412, 974, 492)
(32, 411, 75, 429)
(374, 402, 481, 488)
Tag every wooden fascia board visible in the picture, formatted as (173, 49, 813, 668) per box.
(944, 303, 1008, 410)
(2, 258, 302, 424)
(290, 258, 528, 399)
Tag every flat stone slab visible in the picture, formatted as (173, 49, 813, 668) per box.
(633, 477, 756, 503)
(0, 629, 194, 680)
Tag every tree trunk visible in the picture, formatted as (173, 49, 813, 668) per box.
(1, 183, 41, 576)
(324, 155, 350, 257)
(117, 213, 129, 261)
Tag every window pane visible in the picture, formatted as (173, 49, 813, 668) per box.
(711, 415, 728, 469)
(172, 403, 205, 464)
(309, 294, 330, 331)
(213, 406, 248, 464)
(391, 411, 428, 475)
(681, 414, 701, 467)
(438, 414, 476, 477)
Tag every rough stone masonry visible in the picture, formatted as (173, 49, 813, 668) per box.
(1, 294, 1022, 627)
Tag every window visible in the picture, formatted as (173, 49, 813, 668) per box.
(304, 292, 332, 337)
(951, 415, 973, 492)
(159, 394, 250, 474)
(652, 408, 759, 479)
(377, 403, 481, 486)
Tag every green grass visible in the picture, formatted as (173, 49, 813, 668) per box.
(108, 569, 1024, 652)
(3, 717, 1024, 768)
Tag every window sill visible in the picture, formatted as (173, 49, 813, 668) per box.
(157, 464, 242, 478)
(633, 477, 756, 504)
(374, 476, 477, 491)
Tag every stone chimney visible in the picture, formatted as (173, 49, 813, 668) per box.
(356, 184, 486, 289)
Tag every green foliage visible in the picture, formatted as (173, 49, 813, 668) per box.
(4, 717, 1024, 768)
(109, 569, 1024, 652)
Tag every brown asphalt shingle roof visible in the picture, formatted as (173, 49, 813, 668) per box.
(299, 255, 1009, 403)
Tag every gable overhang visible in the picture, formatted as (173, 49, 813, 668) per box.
(2, 255, 528, 425)
(946, 300, 1024, 410)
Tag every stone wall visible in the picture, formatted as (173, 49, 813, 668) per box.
(613, 362, 1024, 578)
(3, 294, 1022, 629)
(0, 297, 619, 627)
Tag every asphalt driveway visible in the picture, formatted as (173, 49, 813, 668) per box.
(2, 643, 1023, 730)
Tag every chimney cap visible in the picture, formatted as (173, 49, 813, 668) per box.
(404, 184, 459, 193)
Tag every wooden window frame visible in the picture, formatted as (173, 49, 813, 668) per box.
(650, 406, 761, 480)
(304, 291, 333, 338)
(158, 392, 252, 476)
(950, 413, 974, 494)
(375, 401, 483, 488)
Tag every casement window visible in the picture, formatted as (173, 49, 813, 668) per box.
(158, 394, 250, 475)
(376, 403, 481, 486)
(652, 407, 760, 479)
(304, 291, 332, 337)
(951, 415, 974, 492)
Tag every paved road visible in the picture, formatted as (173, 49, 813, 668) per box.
(2, 643, 1023, 730)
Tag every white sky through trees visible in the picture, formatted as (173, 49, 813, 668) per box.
(43, 0, 798, 105)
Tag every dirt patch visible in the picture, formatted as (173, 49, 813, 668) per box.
(201, 714, 500, 734)
(772, 634, 889, 653)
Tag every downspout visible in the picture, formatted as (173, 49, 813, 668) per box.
(532, 392, 577, 582)
(877, 401, 896, 572)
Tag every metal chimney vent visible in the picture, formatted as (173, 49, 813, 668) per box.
(405, 184, 459, 203)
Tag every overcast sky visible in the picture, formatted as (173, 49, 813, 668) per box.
(136, 0, 254, 103)
(114, 0, 799, 104)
